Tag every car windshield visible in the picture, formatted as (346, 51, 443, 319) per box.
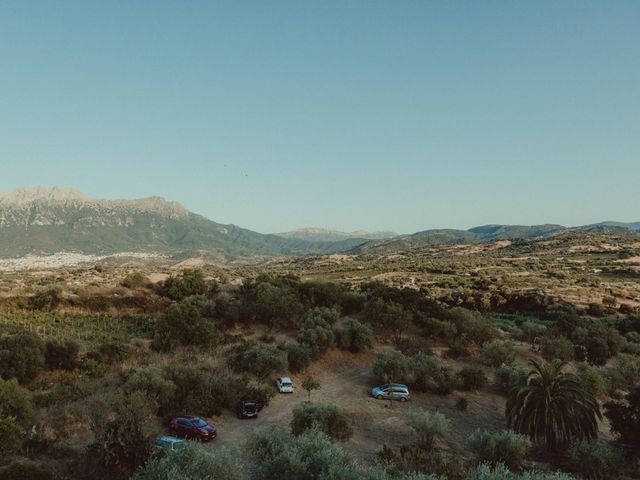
(282, 382, 292, 387)
(193, 418, 207, 428)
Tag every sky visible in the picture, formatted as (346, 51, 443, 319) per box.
(0, 1, 638, 234)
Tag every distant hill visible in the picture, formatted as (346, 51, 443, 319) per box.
(274, 227, 398, 242)
(350, 222, 640, 254)
(0, 187, 362, 259)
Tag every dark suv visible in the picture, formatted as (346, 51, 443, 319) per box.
(169, 416, 217, 441)
(235, 400, 263, 419)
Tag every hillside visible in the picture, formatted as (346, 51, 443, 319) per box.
(274, 227, 398, 242)
(0, 187, 362, 258)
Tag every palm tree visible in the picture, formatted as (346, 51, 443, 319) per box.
(506, 358, 601, 451)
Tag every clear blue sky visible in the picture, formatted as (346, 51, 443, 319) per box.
(1, 1, 638, 234)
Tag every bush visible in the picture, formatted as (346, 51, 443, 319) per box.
(158, 269, 210, 301)
(457, 367, 488, 391)
(134, 444, 246, 480)
(124, 367, 177, 415)
(481, 341, 516, 367)
(495, 364, 526, 396)
(604, 386, 640, 449)
(90, 341, 129, 365)
(334, 318, 373, 352)
(467, 429, 532, 471)
(540, 336, 574, 362)
(229, 341, 288, 379)
(577, 364, 606, 398)
(519, 321, 547, 342)
(446, 337, 471, 359)
(456, 397, 468, 411)
(567, 440, 622, 480)
(411, 353, 457, 395)
(28, 287, 61, 311)
(297, 310, 336, 359)
(45, 339, 79, 370)
(0, 416, 24, 458)
(153, 299, 219, 351)
(0, 332, 45, 384)
(291, 403, 353, 441)
(0, 378, 35, 427)
(0, 459, 53, 480)
(373, 350, 410, 384)
(446, 308, 496, 344)
(121, 272, 147, 289)
(405, 410, 450, 449)
(282, 343, 312, 373)
(467, 463, 575, 480)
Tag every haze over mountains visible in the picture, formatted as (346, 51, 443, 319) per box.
(0, 187, 638, 260)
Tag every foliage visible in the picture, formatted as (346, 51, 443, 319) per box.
(0, 415, 24, 458)
(0, 377, 35, 425)
(466, 463, 575, 480)
(291, 403, 353, 441)
(412, 353, 457, 395)
(377, 444, 465, 480)
(540, 336, 574, 362)
(495, 364, 526, 396)
(0, 459, 53, 480)
(447, 337, 471, 359)
(241, 277, 304, 328)
(567, 440, 622, 480)
(297, 309, 337, 359)
(446, 308, 496, 344)
(282, 343, 312, 373)
(133, 444, 246, 480)
(373, 350, 410, 384)
(365, 298, 412, 339)
(506, 359, 601, 450)
(153, 298, 219, 351)
(158, 269, 210, 301)
(124, 367, 177, 415)
(405, 410, 450, 449)
(28, 287, 62, 311)
(576, 364, 606, 398)
(45, 339, 79, 370)
(0, 332, 46, 384)
(456, 396, 469, 411)
(481, 341, 516, 367)
(334, 317, 373, 353)
(229, 341, 288, 379)
(604, 386, 640, 449)
(121, 272, 148, 289)
(457, 367, 488, 391)
(301, 375, 321, 402)
(466, 429, 532, 471)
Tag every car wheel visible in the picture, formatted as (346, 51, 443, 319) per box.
(400, 397, 407, 402)
(376, 394, 383, 400)
(170, 429, 177, 437)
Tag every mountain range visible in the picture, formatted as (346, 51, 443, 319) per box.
(0, 187, 637, 260)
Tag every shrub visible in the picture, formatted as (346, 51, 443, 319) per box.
(297, 312, 336, 359)
(604, 386, 640, 449)
(373, 350, 410, 384)
(481, 341, 516, 367)
(446, 337, 471, 359)
(158, 269, 210, 301)
(0, 332, 46, 384)
(121, 272, 147, 289)
(540, 336, 574, 362)
(229, 341, 288, 379)
(153, 299, 219, 351)
(577, 364, 606, 398)
(282, 343, 312, 373)
(567, 440, 622, 480)
(301, 376, 321, 403)
(0, 459, 53, 480)
(28, 287, 61, 311)
(0, 378, 35, 426)
(0, 416, 24, 458)
(91, 341, 129, 364)
(446, 308, 496, 344)
(134, 444, 246, 480)
(334, 318, 373, 352)
(495, 364, 526, 396)
(457, 367, 488, 391)
(45, 339, 79, 370)
(467, 463, 575, 480)
(456, 397, 468, 412)
(124, 367, 177, 415)
(405, 410, 450, 449)
(467, 429, 532, 471)
(364, 298, 412, 339)
(291, 403, 353, 440)
(519, 321, 547, 342)
(411, 353, 457, 395)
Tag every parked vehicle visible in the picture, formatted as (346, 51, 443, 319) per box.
(154, 435, 186, 452)
(235, 400, 263, 419)
(371, 383, 410, 402)
(276, 376, 294, 393)
(169, 416, 217, 441)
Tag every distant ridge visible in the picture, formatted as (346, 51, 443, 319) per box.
(274, 227, 398, 242)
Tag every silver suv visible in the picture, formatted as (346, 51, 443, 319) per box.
(371, 383, 410, 402)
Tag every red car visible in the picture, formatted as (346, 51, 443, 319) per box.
(169, 416, 217, 441)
